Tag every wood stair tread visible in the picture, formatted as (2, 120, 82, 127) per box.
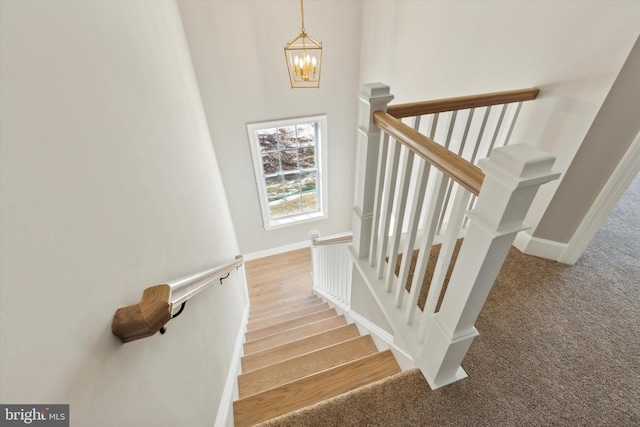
(241, 323, 360, 373)
(245, 248, 310, 278)
(238, 335, 378, 398)
(243, 315, 347, 355)
(250, 290, 316, 308)
(248, 298, 325, 324)
(248, 278, 312, 299)
(233, 350, 401, 427)
(245, 308, 337, 342)
(249, 292, 317, 315)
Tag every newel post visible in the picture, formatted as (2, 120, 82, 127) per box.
(420, 143, 560, 388)
(352, 83, 394, 259)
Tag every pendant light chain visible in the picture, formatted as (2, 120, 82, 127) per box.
(300, 0, 305, 34)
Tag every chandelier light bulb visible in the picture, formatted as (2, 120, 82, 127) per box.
(284, 0, 322, 88)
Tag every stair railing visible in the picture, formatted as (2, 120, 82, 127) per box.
(111, 255, 244, 343)
(309, 230, 353, 311)
(341, 83, 559, 388)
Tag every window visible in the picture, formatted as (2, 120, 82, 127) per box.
(247, 115, 328, 230)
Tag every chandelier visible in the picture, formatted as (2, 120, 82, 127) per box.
(284, 0, 322, 88)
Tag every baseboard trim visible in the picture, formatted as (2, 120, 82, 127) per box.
(348, 310, 395, 344)
(244, 240, 309, 261)
(314, 283, 416, 371)
(348, 309, 416, 371)
(513, 230, 567, 261)
(214, 304, 249, 427)
(559, 130, 640, 265)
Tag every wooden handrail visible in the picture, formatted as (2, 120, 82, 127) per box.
(169, 255, 244, 308)
(312, 233, 353, 246)
(386, 88, 539, 119)
(111, 285, 172, 344)
(373, 111, 484, 196)
(112, 255, 244, 343)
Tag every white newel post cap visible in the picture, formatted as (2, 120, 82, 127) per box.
(479, 144, 560, 190)
(358, 83, 394, 131)
(359, 83, 394, 102)
(309, 229, 321, 247)
(473, 144, 561, 232)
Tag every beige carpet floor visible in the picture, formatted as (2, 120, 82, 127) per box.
(259, 174, 640, 426)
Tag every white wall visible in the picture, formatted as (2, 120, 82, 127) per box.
(178, 0, 362, 255)
(0, 1, 245, 425)
(536, 35, 640, 243)
(359, 0, 640, 238)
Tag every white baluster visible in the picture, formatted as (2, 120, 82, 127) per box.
(375, 138, 402, 279)
(369, 133, 389, 267)
(470, 106, 491, 164)
(394, 158, 430, 309)
(504, 102, 523, 146)
(458, 108, 475, 156)
(384, 148, 414, 292)
(406, 172, 449, 326)
(487, 104, 508, 154)
(417, 184, 472, 340)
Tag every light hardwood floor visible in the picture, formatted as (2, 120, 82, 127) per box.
(245, 248, 314, 300)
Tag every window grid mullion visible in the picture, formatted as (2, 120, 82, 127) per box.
(251, 117, 325, 227)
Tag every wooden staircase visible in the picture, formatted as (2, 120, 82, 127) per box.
(233, 248, 402, 427)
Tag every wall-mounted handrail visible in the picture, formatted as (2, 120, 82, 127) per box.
(112, 255, 244, 343)
(373, 111, 484, 196)
(386, 88, 539, 119)
(169, 255, 243, 309)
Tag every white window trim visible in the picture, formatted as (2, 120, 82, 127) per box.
(247, 114, 328, 231)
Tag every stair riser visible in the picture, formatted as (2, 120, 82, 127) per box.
(248, 297, 321, 321)
(241, 324, 361, 373)
(247, 302, 329, 332)
(249, 293, 317, 315)
(243, 316, 347, 355)
(238, 335, 378, 398)
(248, 279, 311, 299)
(250, 290, 315, 307)
(245, 308, 337, 342)
(233, 350, 401, 427)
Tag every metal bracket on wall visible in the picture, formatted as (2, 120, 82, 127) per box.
(159, 301, 187, 335)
